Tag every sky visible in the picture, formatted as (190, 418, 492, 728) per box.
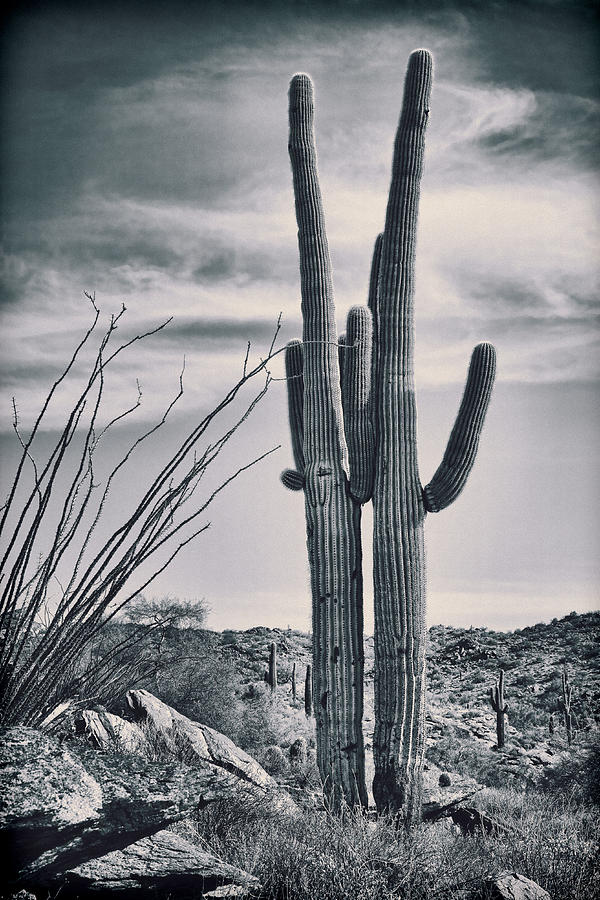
(1, 0, 598, 633)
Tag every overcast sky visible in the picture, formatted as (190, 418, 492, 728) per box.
(1, 0, 598, 632)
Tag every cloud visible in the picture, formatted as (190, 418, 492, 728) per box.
(2, 1, 598, 426)
(154, 316, 281, 346)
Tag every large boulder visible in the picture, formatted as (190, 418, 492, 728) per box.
(0, 726, 239, 889)
(125, 689, 296, 812)
(61, 829, 258, 896)
(482, 872, 551, 900)
(77, 708, 150, 756)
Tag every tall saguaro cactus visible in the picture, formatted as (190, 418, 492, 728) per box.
(304, 664, 313, 718)
(285, 72, 368, 809)
(268, 641, 278, 693)
(282, 50, 496, 819)
(490, 669, 508, 749)
(561, 667, 573, 745)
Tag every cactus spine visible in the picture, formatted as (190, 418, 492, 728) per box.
(282, 50, 496, 820)
(268, 641, 277, 693)
(304, 664, 312, 718)
(489, 669, 508, 749)
(561, 667, 573, 745)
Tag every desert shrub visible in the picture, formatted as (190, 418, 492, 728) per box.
(221, 629, 238, 645)
(237, 682, 279, 750)
(0, 304, 280, 728)
(85, 602, 246, 741)
(514, 672, 537, 687)
(187, 784, 600, 900)
(257, 744, 290, 776)
(426, 732, 522, 790)
(539, 743, 600, 805)
(155, 646, 244, 740)
(289, 736, 308, 765)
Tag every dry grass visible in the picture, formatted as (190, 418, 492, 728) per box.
(189, 784, 600, 900)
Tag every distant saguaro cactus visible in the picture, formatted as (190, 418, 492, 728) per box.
(549, 713, 555, 736)
(490, 669, 508, 749)
(291, 662, 297, 702)
(282, 50, 496, 819)
(304, 664, 312, 718)
(561, 668, 573, 745)
(268, 642, 277, 693)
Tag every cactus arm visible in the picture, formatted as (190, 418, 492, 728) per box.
(280, 469, 305, 491)
(285, 339, 305, 474)
(281, 340, 306, 492)
(368, 232, 383, 318)
(288, 73, 349, 489)
(367, 233, 383, 436)
(341, 306, 375, 503)
(372, 49, 433, 824)
(423, 342, 496, 513)
(288, 73, 367, 808)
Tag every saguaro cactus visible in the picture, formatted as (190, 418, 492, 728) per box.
(561, 668, 573, 745)
(304, 664, 312, 718)
(490, 669, 508, 749)
(283, 72, 368, 810)
(282, 50, 496, 819)
(268, 641, 278, 693)
(291, 661, 297, 702)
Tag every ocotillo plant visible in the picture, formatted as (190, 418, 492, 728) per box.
(490, 669, 508, 749)
(304, 664, 312, 718)
(268, 641, 278, 693)
(562, 667, 573, 745)
(282, 50, 496, 818)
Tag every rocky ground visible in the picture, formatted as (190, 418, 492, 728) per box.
(217, 610, 599, 797)
(2, 611, 597, 898)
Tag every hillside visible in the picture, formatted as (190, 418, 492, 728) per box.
(211, 611, 600, 798)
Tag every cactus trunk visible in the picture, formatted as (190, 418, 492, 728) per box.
(562, 668, 573, 745)
(370, 51, 431, 822)
(490, 669, 508, 749)
(281, 50, 496, 823)
(305, 664, 312, 717)
(268, 641, 277, 693)
(286, 74, 367, 809)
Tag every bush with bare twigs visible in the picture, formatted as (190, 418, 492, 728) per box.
(0, 295, 281, 727)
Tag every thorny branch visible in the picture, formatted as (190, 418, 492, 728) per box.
(0, 302, 283, 726)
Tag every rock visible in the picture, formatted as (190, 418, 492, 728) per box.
(438, 772, 452, 787)
(450, 806, 512, 836)
(524, 748, 555, 767)
(77, 708, 150, 755)
(482, 871, 551, 899)
(125, 690, 296, 813)
(61, 829, 258, 896)
(0, 726, 238, 888)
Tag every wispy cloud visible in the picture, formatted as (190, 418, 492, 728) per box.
(2, 5, 598, 402)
